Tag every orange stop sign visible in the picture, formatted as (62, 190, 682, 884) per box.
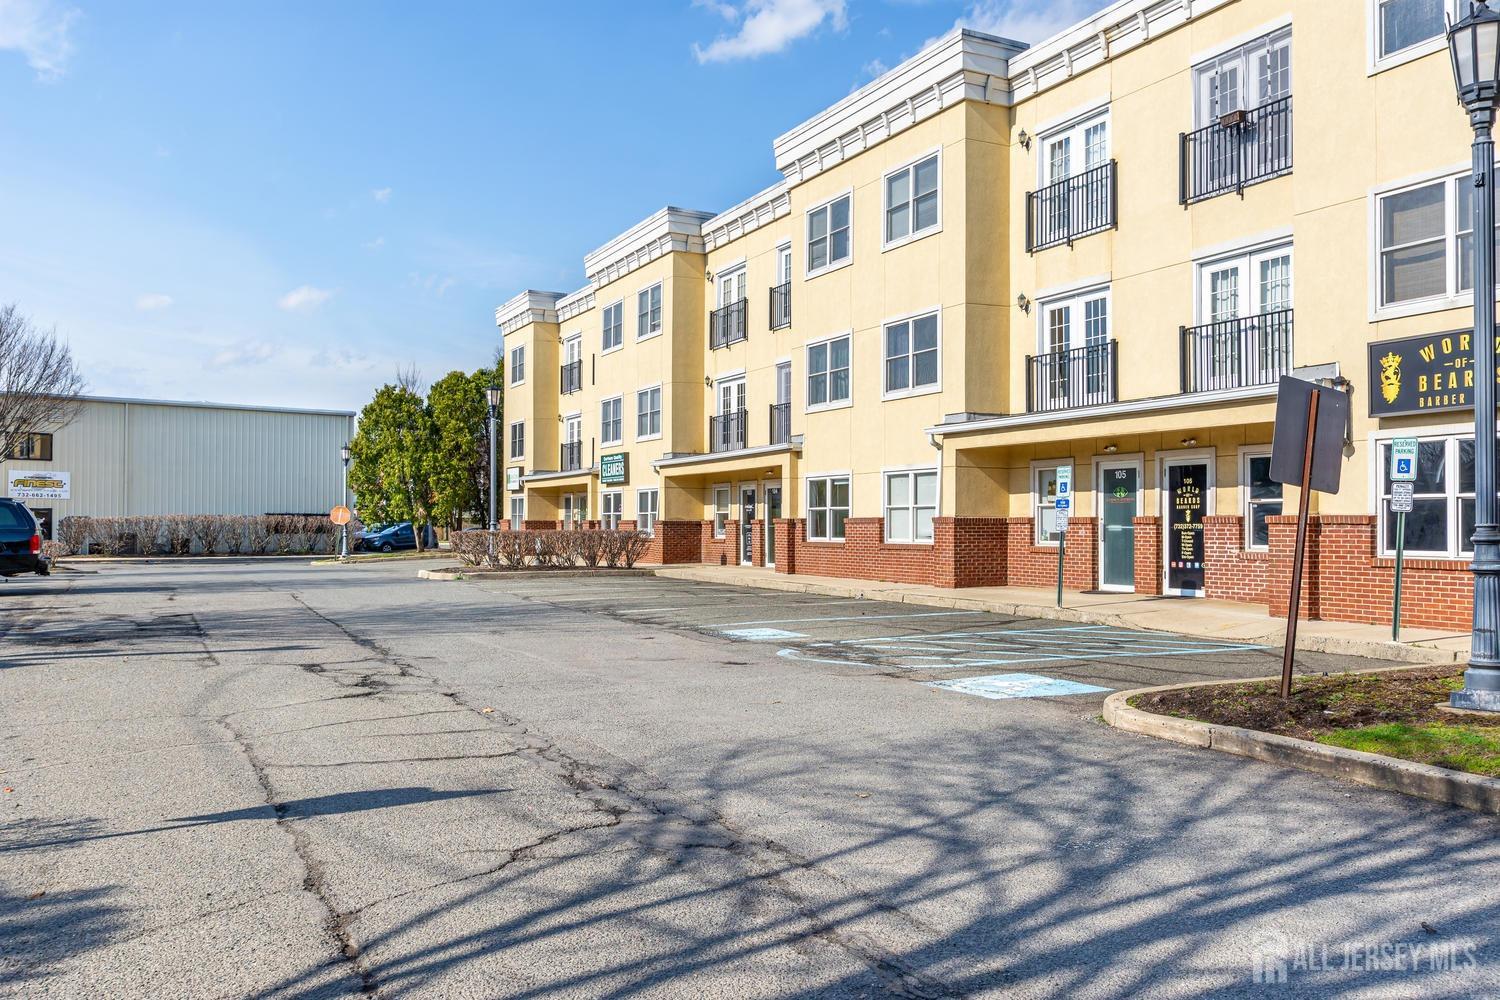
(330, 505, 352, 525)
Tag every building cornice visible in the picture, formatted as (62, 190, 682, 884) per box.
(582, 206, 716, 287)
(702, 181, 792, 253)
(557, 285, 596, 323)
(495, 290, 564, 336)
(926, 382, 1278, 438)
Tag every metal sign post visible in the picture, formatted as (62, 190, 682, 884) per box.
(1054, 466, 1072, 608)
(1389, 438, 1418, 642)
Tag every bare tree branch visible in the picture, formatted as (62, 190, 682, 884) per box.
(396, 364, 423, 395)
(0, 303, 86, 459)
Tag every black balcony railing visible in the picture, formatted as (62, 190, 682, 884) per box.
(560, 360, 582, 394)
(560, 441, 582, 472)
(770, 281, 791, 330)
(1025, 340, 1118, 413)
(710, 409, 748, 453)
(1026, 160, 1117, 253)
(769, 402, 791, 445)
(1180, 309, 1294, 393)
(1180, 96, 1293, 205)
(710, 299, 748, 349)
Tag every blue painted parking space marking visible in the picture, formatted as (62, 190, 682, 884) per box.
(720, 627, 809, 641)
(924, 673, 1113, 700)
(703, 610, 983, 628)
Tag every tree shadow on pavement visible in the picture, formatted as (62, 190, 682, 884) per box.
(0, 884, 129, 990)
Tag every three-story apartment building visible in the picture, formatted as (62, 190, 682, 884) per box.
(498, 0, 1488, 631)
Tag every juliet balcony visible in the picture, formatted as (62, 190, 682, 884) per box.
(769, 281, 791, 330)
(1025, 340, 1118, 413)
(710, 298, 748, 349)
(1025, 160, 1117, 253)
(560, 360, 582, 395)
(1180, 310, 1294, 393)
(709, 408, 748, 453)
(559, 440, 582, 472)
(1179, 96, 1292, 205)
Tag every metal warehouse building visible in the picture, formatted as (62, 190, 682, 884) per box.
(2, 395, 355, 540)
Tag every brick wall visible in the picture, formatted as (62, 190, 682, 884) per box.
(933, 517, 1008, 588)
(775, 517, 938, 585)
(1204, 514, 1271, 605)
(700, 520, 734, 566)
(1133, 516, 1161, 595)
(1003, 517, 1097, 591)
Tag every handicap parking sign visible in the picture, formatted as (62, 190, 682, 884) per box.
(1390, 438, 1418, 484)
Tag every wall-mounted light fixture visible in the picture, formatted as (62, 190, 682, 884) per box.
(1180, 437, 1198, 447)
(705, 268, 713, 282)
(1018, 129, 1032, 151)
(1102, 444, 1118, 454)
(1017, 293, 1031, 314)
(704, 375, 713, 387)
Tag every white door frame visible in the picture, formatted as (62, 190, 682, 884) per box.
(1093, 454, 1143, 593)
(763, 479, 783, 568)
(737, 482, 759, 566)
(1159, 448, 1217, 597)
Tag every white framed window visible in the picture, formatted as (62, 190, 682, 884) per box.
(806, 333, 851, 411)
(884, 469, 937, 543)
(508, 420, 525, 461)
(1241, 449, 1282, 550)
(884, 151, 940, 248)
(777, 244, 793, 284)
(712, 485, 731, 538)
(1037, 286, 1111, 407)
(1376, 171, 1500, 315)
(883, 310, 940, 398)
(1039, 110, 1110, 187)
(600, 396, 622, 446)
(636, 488, 659, 536)
(509, 343, 525, 385)
(1377, 434, 1498, 558)
(637, 283, 662, 339)
(1194, 26, 1291, 127)
(1033, 461, 1072, 545)
(636, 385, 662, 440)
(806, 192, 852, 277)
(807, 475, 850, 542)
(601, 491, 623, 530)
(1371, 0, 1452, 72)
(509, 497, 524, 528)
(602, 300, 624, 353)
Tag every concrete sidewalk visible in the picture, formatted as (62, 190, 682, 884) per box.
(654, 564, 1471, 665)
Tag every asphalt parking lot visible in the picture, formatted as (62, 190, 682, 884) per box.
(3, 561, 1498, 999)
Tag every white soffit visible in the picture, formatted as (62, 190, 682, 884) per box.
(557, 285, 596, 322)
(582, 206, 717, 286)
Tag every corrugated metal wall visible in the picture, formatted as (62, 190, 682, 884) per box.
(1, 397, 355, 519)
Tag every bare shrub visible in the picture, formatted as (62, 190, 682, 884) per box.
(162, 514, 194, 555)
(41, 539, 65, 563)
(619, 531, 650, 568)
(247, 516, 273, 555)
(574, 529, 605, 568)
(89, 517, 125, 556)
(126, 516, 163, 555)
(57, 515, 89, 555)
(498, 530, 530, 569)
(193, 515, 230, 555)
(450, 530, 490, 567)
(224, 515, 249, 555)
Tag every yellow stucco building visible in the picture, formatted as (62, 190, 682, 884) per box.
(497, 0, 1490, 630)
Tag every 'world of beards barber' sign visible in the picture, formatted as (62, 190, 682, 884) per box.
(1368, 329, 1500, 417)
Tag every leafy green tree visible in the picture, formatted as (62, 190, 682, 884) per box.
(348, 380, 436, 549)
(427, 363, 501, 530)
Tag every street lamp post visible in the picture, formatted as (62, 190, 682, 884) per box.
(1450, 1, 1500, 711)
(339, 442, 352, 560)
(486, 384, 502, 531)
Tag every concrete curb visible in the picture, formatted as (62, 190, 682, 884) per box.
(1103, 679, 1500, 816)
(419, 567, 659, 582)
(651, 567, 1461, 666)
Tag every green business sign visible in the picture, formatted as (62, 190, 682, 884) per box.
(601, 452, 628, 485)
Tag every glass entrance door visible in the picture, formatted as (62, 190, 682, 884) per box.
(1098, 463, 1138, 591)
(764, 484, 782, 567)
(1165, 461, 1210, 595)
(740, 486, 756, 565)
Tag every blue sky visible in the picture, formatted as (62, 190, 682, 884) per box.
(0, 0, 1109, 411)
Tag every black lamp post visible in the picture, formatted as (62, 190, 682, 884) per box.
(339, 442, 352, 559)
(1450, 0, 1500, 711)
(486, 384, 502, 531)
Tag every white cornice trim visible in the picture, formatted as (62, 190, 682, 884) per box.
(773, 29, 1022, 184)
(557, 285, 596, 322)
(703, 181, 792, 252)
(926, 382, 1277, 437)
(582, 206, 716, 286)
(495, 290, 564, 335)
(653, 441, 797, 471)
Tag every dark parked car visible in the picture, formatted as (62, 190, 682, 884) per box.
(0, 499, 48, 577)
(365, 522, 436, 553)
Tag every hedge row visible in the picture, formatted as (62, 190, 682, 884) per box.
(54, 514, 340, 556)
(450, 529, 651, 570)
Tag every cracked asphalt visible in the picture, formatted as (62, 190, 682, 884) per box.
(2, 560, 1499, 999)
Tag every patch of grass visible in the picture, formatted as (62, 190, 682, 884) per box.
(1318, 723, 1500, 778)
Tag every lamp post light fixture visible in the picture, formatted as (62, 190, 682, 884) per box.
(338, 442, 352, 560)
(1450, 0, 1500, 711)
(486, 383, 502, 532)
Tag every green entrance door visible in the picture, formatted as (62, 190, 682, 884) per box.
(1099, 463, 1138, 591)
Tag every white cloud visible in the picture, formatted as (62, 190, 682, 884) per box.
(134, 293, 173, 311)
(408, 272, 457, 297)
(0, 0, 79, 80)
(277, 285, 334, 312)
(693, 0, 846, 64)
(208, 340, 277, 368)
(372, 187, 392, 204)
(948, 0, 1108, 47)
(363, 235, 385, 251)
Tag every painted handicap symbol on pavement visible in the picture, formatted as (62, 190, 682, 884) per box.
(925, 672, 1112, 700)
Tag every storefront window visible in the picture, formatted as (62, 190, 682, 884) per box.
(1378, 436, 1498, 557)
(1034, 464, 1068, 545)
(1243, 453, 1283, 549)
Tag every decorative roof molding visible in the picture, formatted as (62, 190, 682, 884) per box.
(495, 289, 564, 335)
(1007, 0, 1236, 102)
(702, 181, 792, 253)
(557, 285, 596, 322)
(773, 29, 1023, 183)
(582, 206, 716, 287)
